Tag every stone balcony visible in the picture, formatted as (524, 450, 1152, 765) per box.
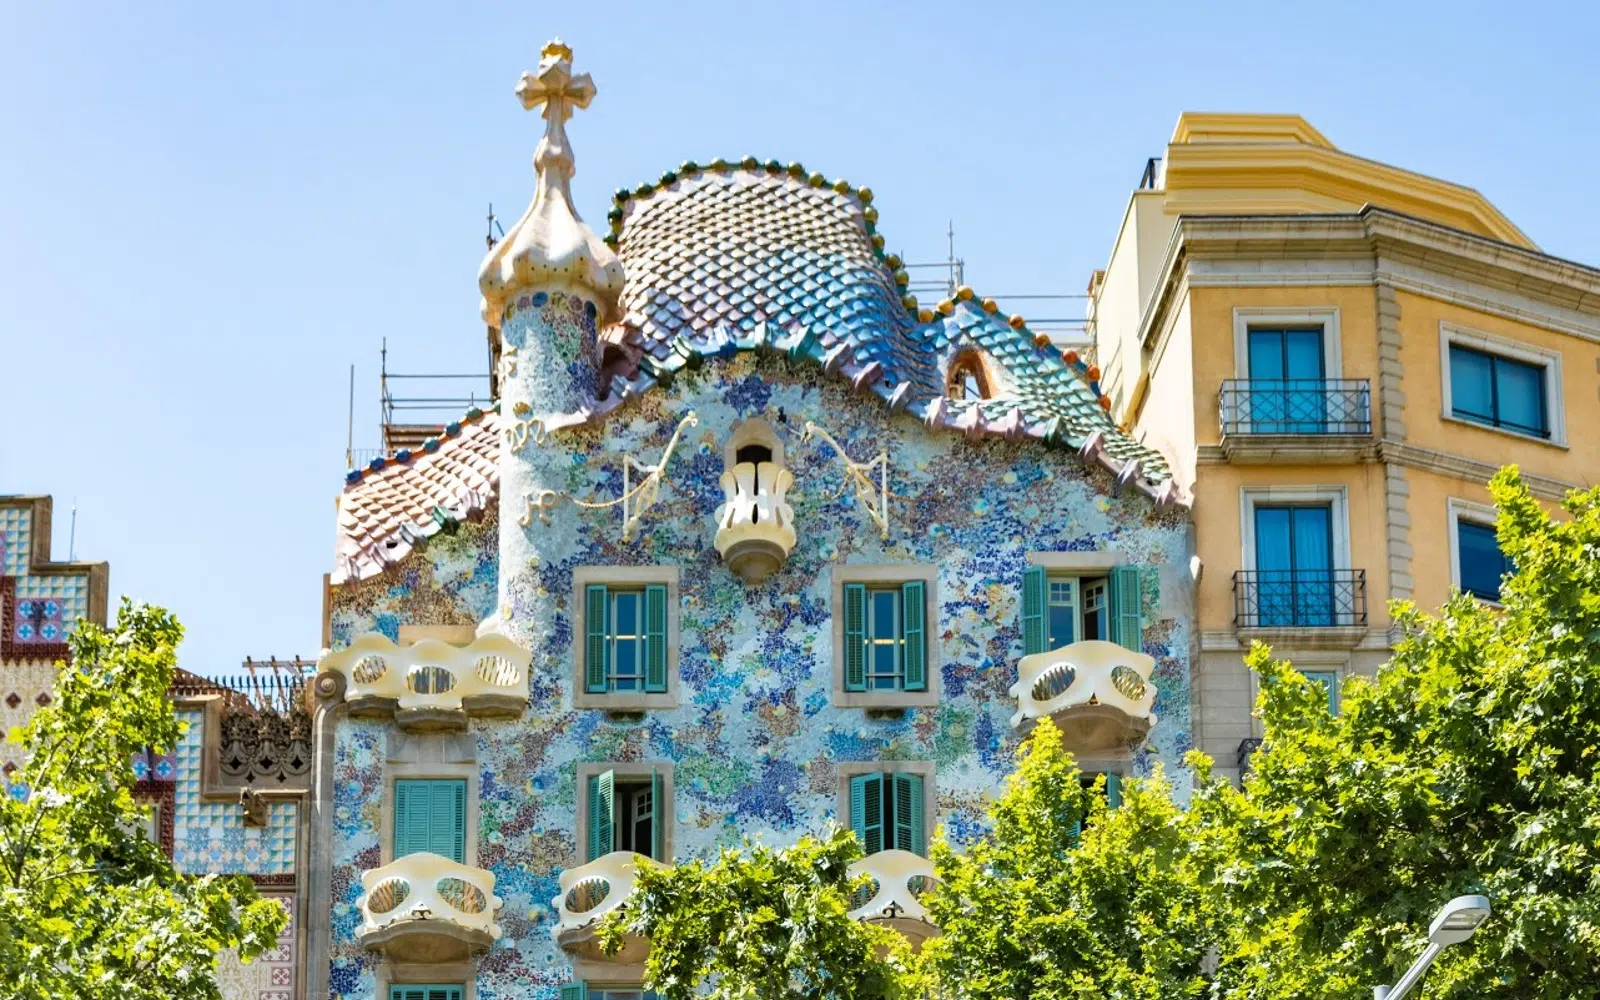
(714, 459, 796, 583)
(315, 629, 529, 731)
(1008, 639, 1157, 753)
(847, 849, 940, 950)
(551, 851, 663, 963)
(357, 852, 503, 963)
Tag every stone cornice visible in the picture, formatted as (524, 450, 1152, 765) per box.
(1378, 441, 1585, 501)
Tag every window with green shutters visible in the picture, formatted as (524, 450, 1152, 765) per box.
(842, 581, 927, 693)
(1022, 566, 1143, 655)
(848, 771, 927, 856)
(1298, 669, 1340, 714)
(562, 984, 659, 1000)
(585, 767, 667, 862)
(390, 985, 463, 1000)
(393, 779, 466, 864)
(584, 583, 668, 695)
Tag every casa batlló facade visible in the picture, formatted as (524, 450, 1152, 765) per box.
(302, 41, 1196, 1000)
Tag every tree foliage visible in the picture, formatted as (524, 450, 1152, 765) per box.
(599, 827, 905, 1000)
(1204, 467, 1600, 998)
(0, 600, 288, 1000)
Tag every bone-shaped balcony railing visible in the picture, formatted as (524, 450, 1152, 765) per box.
(357, 852, 503, 953)
(551, 851, 664, 951)
(714, 460, 797, 582)
(1007, 639, 1158, 731)
(846, 849, 939, 928)
(318, 630, 529, 723)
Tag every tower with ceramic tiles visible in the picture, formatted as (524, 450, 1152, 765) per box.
(310, 40, 1196, 1000)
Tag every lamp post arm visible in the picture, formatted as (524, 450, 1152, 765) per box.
(1374, 942, 1444, 1000)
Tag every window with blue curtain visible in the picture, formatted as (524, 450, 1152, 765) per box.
(1457, 519, 1512, 602)
(1253, 504, 1334, 626)
(1448, 344, 1549, 438)
(584, 584, 668, 694)
(848, 772, 926, 856)
(1247, 326, 1326, 433)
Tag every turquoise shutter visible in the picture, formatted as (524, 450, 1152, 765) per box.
(588, 770, 614, 861)
(843, 583, 867, 692)
(396, 780, 465, 863)
(650, 767, 665, 862)
(644, 583, 668, 693)
(849, 773, 883, 854)
(1106, 772, 1122, 809)
(1022, 566, 1047, 655)
(559, 983, 588, 1000)
(901, 580, 926, 692)
(585, 584, 609, 693)
(1301, 670, 1339, 714)
(1109, 566, 1143, 653)
(438, 780, 466, 864)
(892, 773, 925, 855)
(427, 989, 463, 1000)
(393, 781, 415, 858)
(389, 986, 426, 1000)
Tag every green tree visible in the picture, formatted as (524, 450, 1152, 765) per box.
(598, 827, 905, 1000)
(0, 600, 288, 1000)
(919, 717, 1216, 1000)
(1207, 467, 1600, 999)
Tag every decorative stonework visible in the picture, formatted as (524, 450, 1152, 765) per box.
(219, 700, 313, 788)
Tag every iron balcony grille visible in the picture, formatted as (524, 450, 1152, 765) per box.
(1233, 569, 1367, 628)
(1219, 379, 1372, 436)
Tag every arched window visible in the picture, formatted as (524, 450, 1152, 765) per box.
(946, 351, 992, 401)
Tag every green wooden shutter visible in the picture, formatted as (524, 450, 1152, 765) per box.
(849, 773, 883, 855)
(558, 983, 588, 1000)
(892, 773, 925, 855)
(395, 780, 465, 863)
(390, 985, 461, 1000)
(1023, 565, 1047, 655)
(650, 767, 665, 862)
(1106, 772, 1122, 809)
(587, 770, 614, 861)
(843, 583, 867, 692)
(585, 584, 609, 693)
(1109, 566, 1143, 653)
(390, 986, 426, 1000)
(1300, 670, 1339, 714)
(901, 580, 926, 692)
(644, 583, 669, 693)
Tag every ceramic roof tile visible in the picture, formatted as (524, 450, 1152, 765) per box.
(332, 412, 498, 584)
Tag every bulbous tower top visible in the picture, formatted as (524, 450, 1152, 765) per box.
(478, 40, 624, 329)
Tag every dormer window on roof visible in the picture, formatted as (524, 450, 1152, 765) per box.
(946, 350, 993, 401)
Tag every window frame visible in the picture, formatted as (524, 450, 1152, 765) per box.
(1447, 498, 1509, 606)
(382, 755, 478, 868)
(835, 760, 936, 857)
(831, 565, 940, 709)
(1438, 322, 1565, 447)
(1231, 307, 1342, 380)
(575, 761, 675, 864)
(572, 566, 680, 710)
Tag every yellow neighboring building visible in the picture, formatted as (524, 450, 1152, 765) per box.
(1089, 113, 1600, 781)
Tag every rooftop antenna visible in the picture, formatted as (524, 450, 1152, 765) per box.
(345, 364, 355, 469)
(946, 221, 964, 296)
(486, 203, 505, 248)
(68, 498, 77, 561)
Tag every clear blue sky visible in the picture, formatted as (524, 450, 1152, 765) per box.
(2, 1, 1595, 675)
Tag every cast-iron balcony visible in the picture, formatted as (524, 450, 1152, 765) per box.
(357, 853, 503, 962)
(1217, 379, 1374, 463)
(1232, 569, 1367, 629)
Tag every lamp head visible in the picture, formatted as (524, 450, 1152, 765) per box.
(1427, 895, 1491, 946)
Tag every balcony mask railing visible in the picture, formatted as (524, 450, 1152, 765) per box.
(1219, 379, 1372, 436)
(714, 460, 797, 583)
(551, 851, 664, 945)
(358, 852, 503, 948)
(318, 629, 529, 719)
(1233, 569, 1367, 628)
(1007, 639, 1158, 731)
(846, 849, 939, 929)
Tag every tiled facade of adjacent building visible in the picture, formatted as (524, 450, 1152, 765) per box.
(1089, 113, 1600, 782)
(303, 41, 1195, 1000)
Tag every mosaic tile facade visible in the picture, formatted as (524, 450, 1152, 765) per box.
(325, 352, 1194, 1000)
(214, 895, 297, 1000)
(173, 708, 298, 875)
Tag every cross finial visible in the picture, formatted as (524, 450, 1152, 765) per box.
(515, 39, 596, 191)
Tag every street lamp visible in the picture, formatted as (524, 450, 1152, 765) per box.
(1373, 895, 1491, 1000)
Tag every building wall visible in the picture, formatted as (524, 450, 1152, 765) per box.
(323, 351, 1194, 1000)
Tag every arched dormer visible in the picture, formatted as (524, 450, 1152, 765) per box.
(945, 349, 995, 401)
